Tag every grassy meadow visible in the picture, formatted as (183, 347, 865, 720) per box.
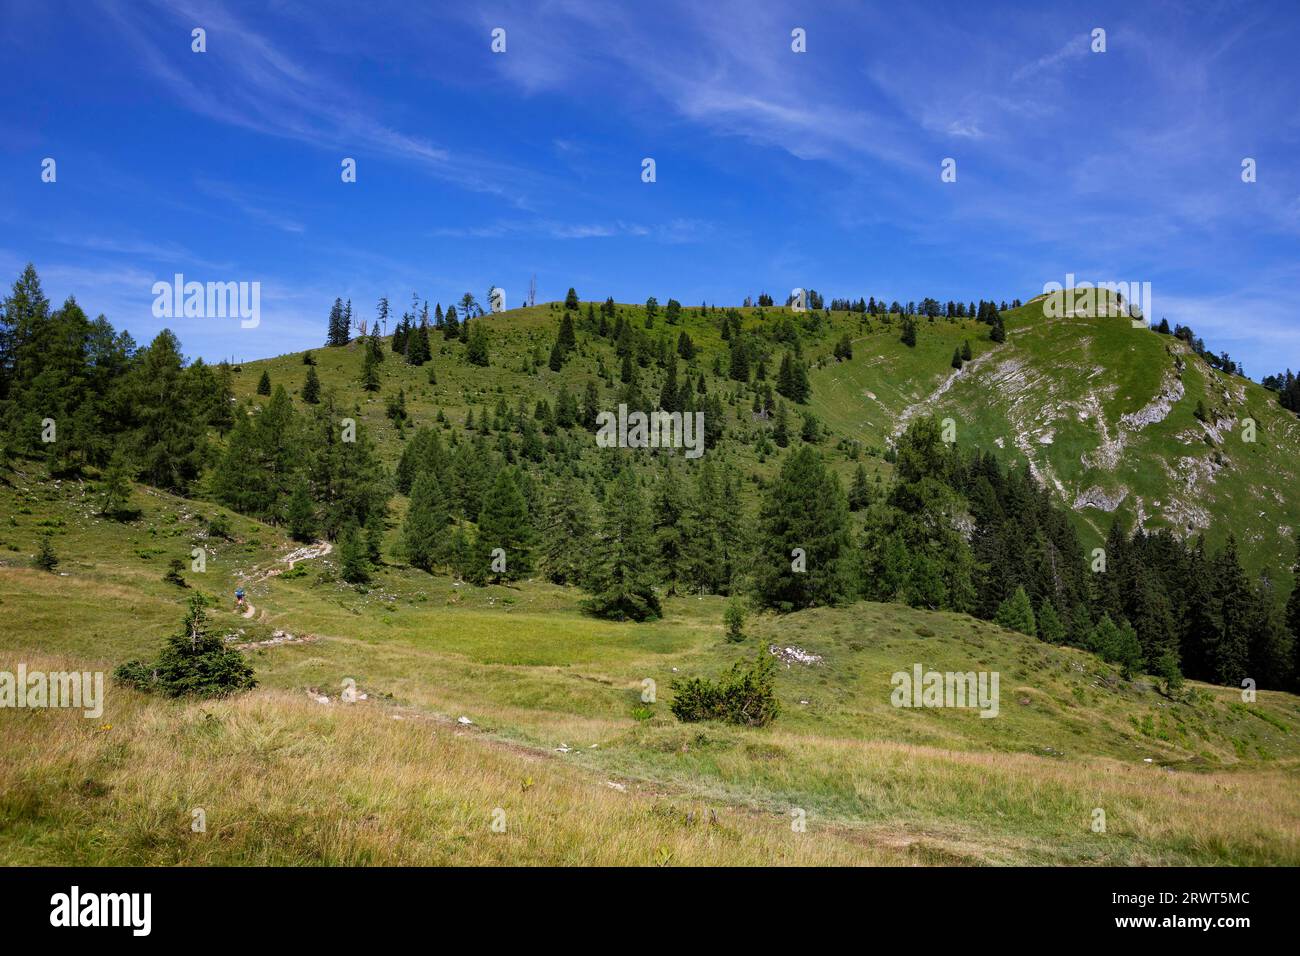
(3, 461, 1298, 866)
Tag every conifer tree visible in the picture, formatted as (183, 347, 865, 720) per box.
(1208, 535, 1252, 685)
(651, 462, 687, 594)
(338, 522, 370, 584)
(582, 380, 601, 430)
(995, 586, 1037, 636)
(989, 310, 1006, 343)
(539, 477, 595, 586)
(466, 323, 490, 366)
(477, 467, 533, 582)
(127, 331, 208, 493)
(582, 468, 662, 621)
(401, 471, 451, 572)
(557, 312, 576, 354)
(325, 298, 348, 347)
(285, 477, 317, 542)
(302, 365, 321, 404)
(772, 401, 791, 448)
(33, 532, 58, 572)
(98, 450, 134, 518)
(257, 370, 271, 395)
(1037, 599, 1065, 644)
(1287, 534, 1300, 689)
(848, 463, 873, 512)
(900, 315, 917, 348)
(360, 347, 380, 391)
(753, 446, 853, 611)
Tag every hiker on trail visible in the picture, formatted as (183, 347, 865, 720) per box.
(235, 587, 246, 610)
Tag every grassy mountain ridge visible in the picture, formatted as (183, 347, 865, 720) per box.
(236, 293, 1298, 574)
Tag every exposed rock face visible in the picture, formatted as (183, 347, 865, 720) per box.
(1121, 376, 1184, 430)
(1074, 485, 1128, 513)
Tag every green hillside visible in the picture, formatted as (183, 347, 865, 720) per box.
(237, 294, 1298, 573)
(808, 294, 1300, 571)
(2, 465, 1298, 865)
(4, 276, 1299, 866)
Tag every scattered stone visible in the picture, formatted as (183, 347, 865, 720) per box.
(768, 644, 824, 666)
(456, 716, 473, 725)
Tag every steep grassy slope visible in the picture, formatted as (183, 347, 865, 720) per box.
(3, 469, 1299, 865)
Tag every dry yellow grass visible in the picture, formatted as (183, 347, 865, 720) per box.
(0, 660, 900, 866)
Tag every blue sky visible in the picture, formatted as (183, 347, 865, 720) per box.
(2, 0, 1298, 376)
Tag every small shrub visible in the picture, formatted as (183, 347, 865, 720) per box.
(163, 558, 188, 587)
(670, 649, 779, 727)
(724, 598, 747, 643)
(207, 512, 233, 540)
(33, 533, 58, 572)
(114, 595, 256, 699)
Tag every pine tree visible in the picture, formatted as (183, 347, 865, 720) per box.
(772, 401, 791, 448)
(338, 522, 370, 584)
(285, 477, 317, 542)
(302, 365, 321, 404)
(951, 347, 963, 369)
(582, 468, 662, 621)
(325, 298, 348, 347)
(360, 347, 380, 391)
(401, 471, 451, 572)
(98, 450, 134, 517)
(33, 532, 58, 572)
(989, 310, 1006, 343)
(995, 586, 1036, 636)
(1287, 535, 1300, 689)
(477, 467, 533, 582)
(114, 595, 255, 698)
(847, 463, 873, 512)
(900, 315, 917, 348)
(1090, 617, 1144, 679)
(539, 477, 595, 586)
(753, 446, 853, 611)
(565, 288, 580, 310)
(466, 323, 490, 366)
(257, 370, 271, 395)
(961, 340, 973, 362)
(582, 380, 601, 430)
(406, 321, 431, 366)
(729, 337, 750, 383)
(126, 331, 208, 493)
(1038, 599, 1065, 644)
(557, 312, 576, 354)
(651, 462, 687, 594)
(1208, 535, 1252, 685)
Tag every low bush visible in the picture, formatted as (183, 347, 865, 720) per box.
(670, 649, 778, 727)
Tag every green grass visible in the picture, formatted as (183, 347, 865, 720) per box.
(3, 467, 1299, 865)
